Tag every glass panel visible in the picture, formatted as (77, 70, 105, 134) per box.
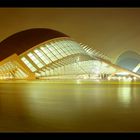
(52, 43, 59, 50)
(57, 40, 74, 56)
(34, 49, 51, 64)
(63, 40, 77, 54)
(6, 62, 11, 70)
(69, 40, 86, 54)
(21, 57, 37, 72)
(39, 49, 52, 62)
(47, 44, 56, 52)
(52, 51, 63, 59)
(63, 48, 71, 55)
(40, 46, 57, 61)
(15, 68, 24, 78)
(18, 68, 28, 78)
(50, 43, 64, 58)
(53, 42, 67, 57)
(56, 42, 71, 56)
(27, 52, 44, 68)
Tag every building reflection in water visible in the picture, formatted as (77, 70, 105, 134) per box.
(0, 80, 140, 131)
(0, 83, 30, 131)
(118, 83, 132, 107)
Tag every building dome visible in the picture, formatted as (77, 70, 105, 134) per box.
(0, 28, 68, 61)
(116, 50, 140, 74)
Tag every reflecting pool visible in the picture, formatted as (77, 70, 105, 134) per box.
(0, 80, 140, 132)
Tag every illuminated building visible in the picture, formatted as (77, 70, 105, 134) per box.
(116, 51, 140, 74)
(0, 28, 139, 80)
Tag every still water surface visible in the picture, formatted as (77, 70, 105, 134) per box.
(0, 80, 140, 132)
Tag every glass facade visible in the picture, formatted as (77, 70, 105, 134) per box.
(0, 37, 138, 80)
(34, 49, 51, 64)
(21, 57, 37, 72)
(27, 52, 44, 68)
(0, 61, 28, 80)
(17, 38, 124, 79)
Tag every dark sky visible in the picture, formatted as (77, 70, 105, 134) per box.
(0, 8, 140, 62)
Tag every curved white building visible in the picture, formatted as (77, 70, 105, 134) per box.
(0, 28, 139, 80)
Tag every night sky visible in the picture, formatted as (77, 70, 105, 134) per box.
(0, 8, 140, 62)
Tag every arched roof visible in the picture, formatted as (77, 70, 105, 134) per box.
(116, 50, 140, 63)
(116, 50, 140, 73)
(0, 28, 69, 61)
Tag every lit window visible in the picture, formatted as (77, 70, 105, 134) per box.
(63, 40, 78, 54)
(52, 42, 67, 57)
(18, 68, 28, 77)
(27, 52, 44, 68)
(68, 40, 85, 54)
(34, 49, 51, 64)
(7, 62, 15, 69)
(51, 49, 63, 59)
(21, 57, 37, 72)
(40, 46, 57, 61)
(47, 43, 64, 59)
